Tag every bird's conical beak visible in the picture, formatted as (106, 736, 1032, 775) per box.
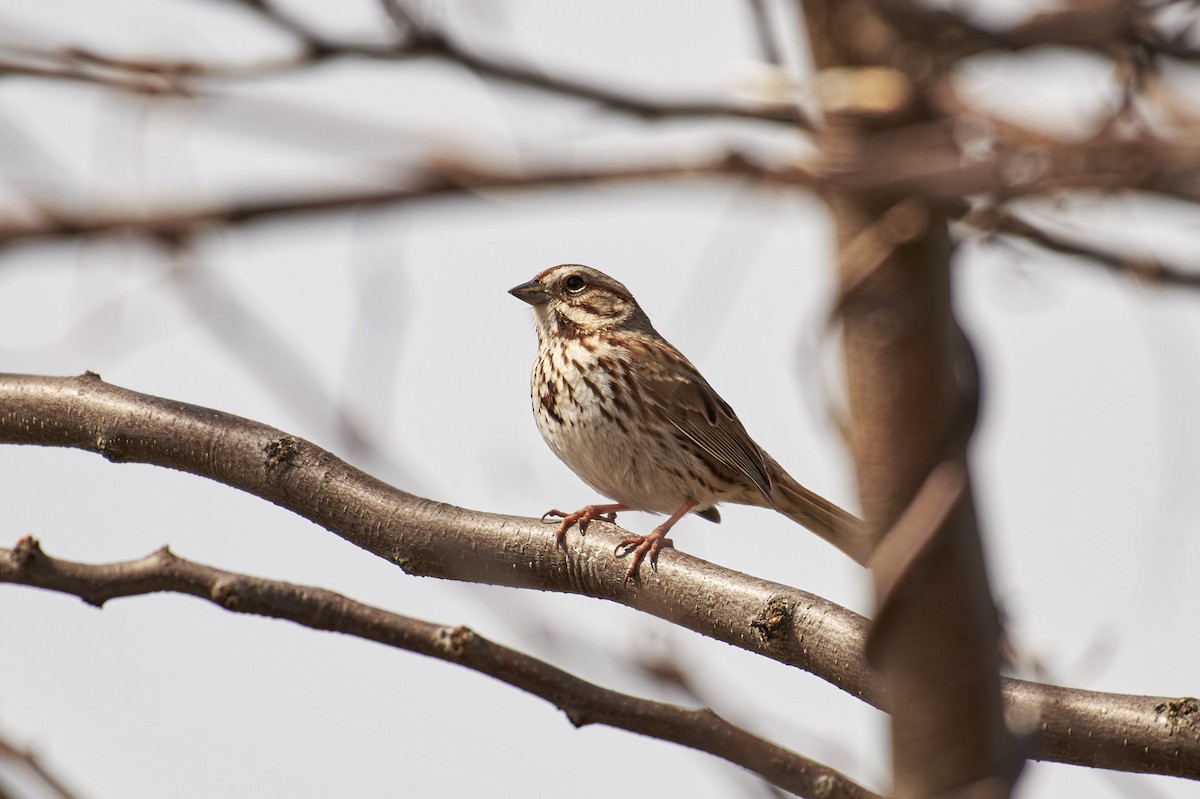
(509, 279, 551, 305)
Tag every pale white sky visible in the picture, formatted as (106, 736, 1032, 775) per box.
(2, 2, 1199, 798)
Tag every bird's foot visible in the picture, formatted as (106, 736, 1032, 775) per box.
(614, 526, 674, 584)
(541, 504, 625, 543)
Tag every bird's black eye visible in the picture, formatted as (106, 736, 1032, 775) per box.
(563, 274, 586, 294)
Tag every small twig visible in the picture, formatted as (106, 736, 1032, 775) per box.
(745, 0, 787, 67)
(394, 29, 813, 126)
(865, 459, 968, 663)
(867, 0, 1200, 64)
(162, 244, 415, 477)
(0, 51, 193, 95)
(17, 0, 810, 125)
(960, 204, 1200, 289)
(0, 733, 85, 799)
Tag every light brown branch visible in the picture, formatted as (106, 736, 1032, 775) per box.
(0, 50, 193, 94)
(0, 732, 85, 799)
(0, 372, 1197, 782)
(1, 536, 873, 799)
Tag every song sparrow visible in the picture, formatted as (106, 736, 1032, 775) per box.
(510, 264, 869, 582)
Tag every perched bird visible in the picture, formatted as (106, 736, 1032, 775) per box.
(510, 264, 869, 581)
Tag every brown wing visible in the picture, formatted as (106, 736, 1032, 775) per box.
(634, 345, 773, 501)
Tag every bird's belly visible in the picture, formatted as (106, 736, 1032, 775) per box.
(534, 375, 719, 515)
(553, 423, 676, 513)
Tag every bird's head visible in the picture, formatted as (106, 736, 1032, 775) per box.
(509, 264, 652, 340)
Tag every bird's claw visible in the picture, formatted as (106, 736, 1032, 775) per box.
(615, 532, 673, 584)
(538, 503, 676, 583)
(540, 506, 620, 543)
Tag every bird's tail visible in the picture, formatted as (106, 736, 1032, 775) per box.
(767, 458, 873, 565)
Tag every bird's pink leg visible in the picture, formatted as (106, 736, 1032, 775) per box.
(615, 499, 697, 583)
(542, 503, 628, 542)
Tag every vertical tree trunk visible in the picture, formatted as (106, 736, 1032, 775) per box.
(800, 2, 1020, 795)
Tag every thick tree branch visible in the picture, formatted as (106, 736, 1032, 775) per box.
(0, 536, 873, 799)
(0, 371, 877, 698)
(0, 372, 1197, 781)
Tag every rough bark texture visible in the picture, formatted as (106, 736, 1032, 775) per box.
(1, 372, 1196, 783)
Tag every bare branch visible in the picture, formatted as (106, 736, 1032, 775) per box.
(3, 1, 811, 126)
(867, 0, 1200, 64)
(0, 732, 85, 799)
(0, 536, 874, 799)
(162, 245, 416, 476)
(744, 0, 788, 67)
(237, 0, 814, 125)
(959, 204, 1200, 289)
(0, 154, 782, 248)
(4, 124, 1200, 252)
(0, 49, 195, 94)
(0, 372, 1197, 781)
(0, 371, 876, 697)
